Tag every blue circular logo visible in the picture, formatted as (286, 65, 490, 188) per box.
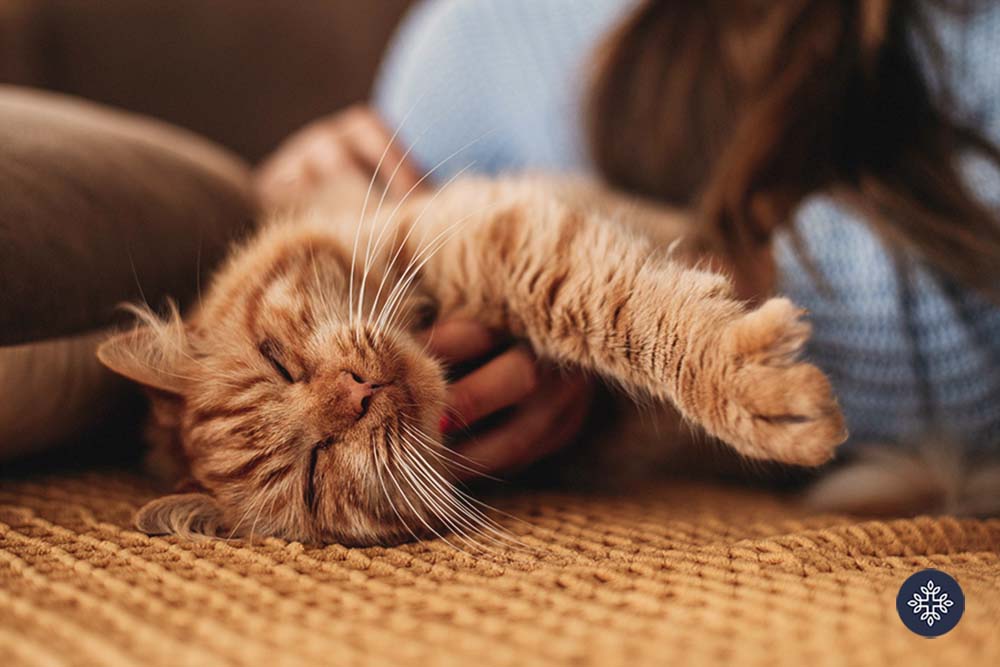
(896, 569, 965, 637)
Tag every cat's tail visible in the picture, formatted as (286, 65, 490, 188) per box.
(804, 437, 1000, 517)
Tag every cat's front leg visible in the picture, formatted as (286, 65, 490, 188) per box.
(414, 178, 846, 465)
(511, 240, 848, 467)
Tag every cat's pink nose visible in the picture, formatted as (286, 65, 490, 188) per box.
(344, 372, 375, 419)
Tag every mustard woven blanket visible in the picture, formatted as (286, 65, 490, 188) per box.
(1, 471, 997, 666)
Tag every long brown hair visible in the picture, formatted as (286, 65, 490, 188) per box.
(588, 0, 1000, 295)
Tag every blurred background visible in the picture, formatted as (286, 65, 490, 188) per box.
(0, 0, 411, 162)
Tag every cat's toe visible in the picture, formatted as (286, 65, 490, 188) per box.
(719, 297, 848, 466)
(729, 363, 847, 465)
(724, 297, 810, 362)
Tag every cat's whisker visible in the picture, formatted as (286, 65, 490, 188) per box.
(405, 475, 504, 556)
(195, 230, 204, 309)
(380, 434, 469, 554)
(367, 163, 477, 329)
(401, 424, 535, 535)
(369, 129, 493, 284)
(363, 131, 494, 334)
(349, 97, 425, 327)
(402, 421, 490, 468)
(393, 449, 494, 555)
(409, 438, 486, 480)
(378, 421, 457, 549)
(373, 209, 470, 333)
(365, 225, 410, 339)
(357, 162, 402, 329)
(400, 424, 527, 530)
(373, 440, 424, 547)
(447, 484, 535, 536)
(401, 423, 502, 481)
(226, 484, 275, 543)
(412, 487, 522, 559)
(386, 420, 494, 555)
(241, 470, 295, 544)
(356, 130, 442, 329)
(399, 442, 532, 553)
(364, 131, 496, 329)
(246, 487, 273, 546)
(394, 439, 485, 531)
(224, 497, 256, 541)
(226, 506, 256, 542)
(127, 250, 151, 312)
(396, 442, 523, 554)
(376, 210, 486, 333)
(381, 200, 504, 330)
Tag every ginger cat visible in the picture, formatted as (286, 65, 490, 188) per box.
(97, 175, 846, 546)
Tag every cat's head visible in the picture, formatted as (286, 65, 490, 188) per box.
(98, 220, 455, 546)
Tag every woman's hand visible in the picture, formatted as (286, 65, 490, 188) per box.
(255, 105, 423, 208)
(424, 319, 596, 479)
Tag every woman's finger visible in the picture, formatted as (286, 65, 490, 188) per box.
(443, 345, 538, 431)
(542, 388, 593, 455)
(255, 105, 425, 207)
(256, 131, 353, 204)
(420, 319, 501, 363)
(453, 370, 594, 476)
(337, 108, 424, 196)
(301, 132, 355, 177)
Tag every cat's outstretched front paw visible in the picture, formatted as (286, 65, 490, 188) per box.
(714, 298, 847, 466)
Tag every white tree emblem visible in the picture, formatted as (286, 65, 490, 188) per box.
(907, 579, 955, 627)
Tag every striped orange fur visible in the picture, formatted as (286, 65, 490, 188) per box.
(98, 175, 846, 545)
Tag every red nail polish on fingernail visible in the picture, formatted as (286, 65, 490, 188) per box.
(439, 413, 456, 435)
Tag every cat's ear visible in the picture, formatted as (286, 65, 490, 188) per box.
(97, 325, 187, 395)
(135, 493, 225, 538)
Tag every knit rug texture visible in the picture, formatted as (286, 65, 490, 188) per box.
(1, 469, 997, 667)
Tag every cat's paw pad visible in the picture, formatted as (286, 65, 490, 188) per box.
(719, 298, 847, 466)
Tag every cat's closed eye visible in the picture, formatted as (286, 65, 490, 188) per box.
(258, 339, 295, 383)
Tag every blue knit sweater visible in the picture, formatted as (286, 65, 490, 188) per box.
(375, 0, 1000, 451)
